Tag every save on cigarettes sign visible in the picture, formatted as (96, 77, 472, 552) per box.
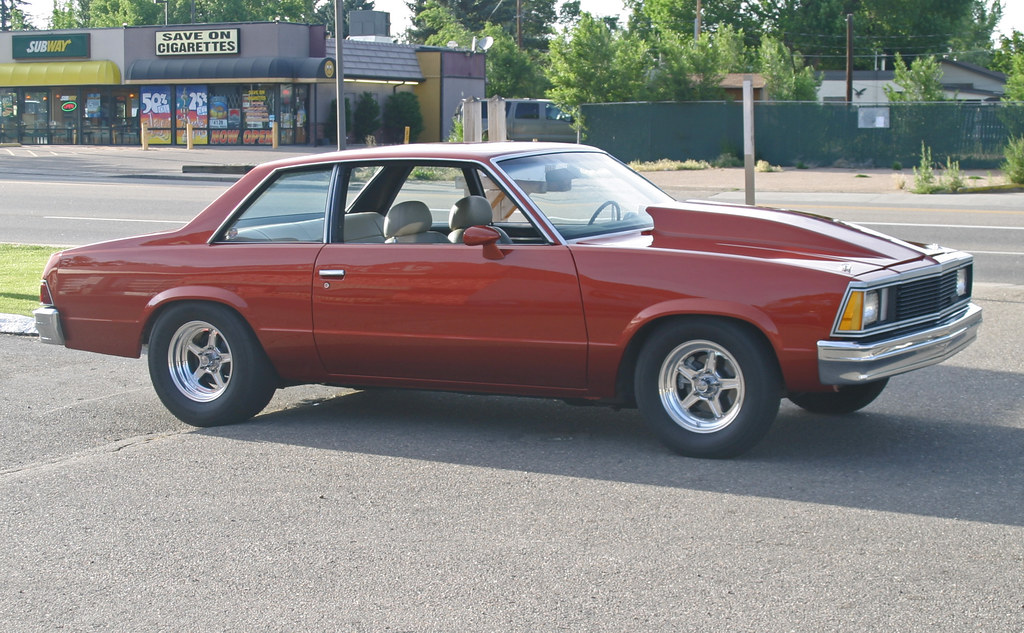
(155, 29, 240, 56)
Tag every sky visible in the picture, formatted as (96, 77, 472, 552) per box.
(16, 0, 1024, 42)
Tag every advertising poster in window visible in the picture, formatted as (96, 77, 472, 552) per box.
(242, 88, 272, 144)
(140, 86, 172, 144)
(176, 85, 208, 145)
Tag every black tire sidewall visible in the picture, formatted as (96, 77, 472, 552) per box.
(635, 319, 781, 458)
(147, 302, 276, 427)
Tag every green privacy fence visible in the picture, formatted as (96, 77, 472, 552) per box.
(579, 101, 1024, 169)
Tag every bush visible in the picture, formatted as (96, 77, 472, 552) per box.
(352, 92, 381, 143)
(383, 92, 424, 144)
(1002, 136, 1024, 184)
(324, 98, 351, 145)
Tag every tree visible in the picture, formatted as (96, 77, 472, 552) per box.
(407, 0, 557, 51)
(884, 53, 945, 102)
(546, 13, 651, 120)
(1, 0, 35, 29)
(314, 0, 375, 39)
(758, 36, 820, 101)
(1003, 54, 1024, 102)
(992, 30, 1024, 75)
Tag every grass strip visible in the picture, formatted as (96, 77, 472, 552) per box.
(0, 244, 63, 317)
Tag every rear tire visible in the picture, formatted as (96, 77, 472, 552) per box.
(635, 319, 781, 458)
(148, 302, 277, 427)
(788, 378, 889, 415)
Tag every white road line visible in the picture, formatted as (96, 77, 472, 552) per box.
(857, 222, 1024, 230)
(45, 215, 184, 224)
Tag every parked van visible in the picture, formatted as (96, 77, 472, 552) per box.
(459, 98, 577, 143)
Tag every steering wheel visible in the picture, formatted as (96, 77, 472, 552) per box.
(588, 200, 622, 225)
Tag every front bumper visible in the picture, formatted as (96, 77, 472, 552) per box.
(33, 306, 65, 346)
(818, 302, 982, 385)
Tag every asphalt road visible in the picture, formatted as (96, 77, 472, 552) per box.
(1, 281, 1022, 631)
(2, 149, 1022, 631)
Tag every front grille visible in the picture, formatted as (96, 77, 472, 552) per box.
(894, 268, 963, 321)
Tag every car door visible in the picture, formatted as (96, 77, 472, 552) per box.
(311, 162, 589, 391)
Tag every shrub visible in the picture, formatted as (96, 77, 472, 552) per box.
(1002, 136, 1024, 184)
(912, 142, 940, 194)
(352, 92, 381, 143)
(383, 92, 424, 144)
(939, 156, 964, 191)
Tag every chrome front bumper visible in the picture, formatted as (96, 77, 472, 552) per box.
(33, 306, 65, 346)
(818, 302, 982, 385)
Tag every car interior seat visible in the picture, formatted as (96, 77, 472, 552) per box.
(383, 201, 449, 243)
(448, 195, 512, 244)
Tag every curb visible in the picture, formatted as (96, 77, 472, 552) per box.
(0, 313, 37, 336)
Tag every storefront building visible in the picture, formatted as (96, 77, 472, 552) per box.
(1, 22, 334, 146)
(0, 16, 486, 147)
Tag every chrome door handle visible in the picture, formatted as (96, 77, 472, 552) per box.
(319, 269, 346, 279)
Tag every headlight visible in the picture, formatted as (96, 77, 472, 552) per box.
(838, 289, 884, 332)
(956, 267, 968, 296)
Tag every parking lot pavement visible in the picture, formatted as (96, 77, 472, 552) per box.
(1, 283, 1022, 632)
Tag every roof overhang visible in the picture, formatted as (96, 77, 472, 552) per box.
(126, 56, 336, 84)
(0, 60, 121, 87)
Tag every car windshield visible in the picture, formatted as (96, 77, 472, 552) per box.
(496, 151, 673, 240)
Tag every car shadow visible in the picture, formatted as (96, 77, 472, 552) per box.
(198, 364, 1024, 528)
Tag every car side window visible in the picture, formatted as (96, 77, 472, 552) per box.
(220, 166, 333, 243)
(515, 103, 540, 119)
(390, 166, 469, 225)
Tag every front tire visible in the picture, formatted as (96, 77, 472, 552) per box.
(635, 319, 781, 458)
(148, 302, 277, 427)
(788, 378, 889, 415)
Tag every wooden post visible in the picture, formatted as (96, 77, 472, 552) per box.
(141, 120, 149, 150)
(186, 121, 194, 150)
(272, 121, 279, 148)
(404, 126, 410, 144)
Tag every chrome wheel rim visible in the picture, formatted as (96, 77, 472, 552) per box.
(167, 320, 232, 403)
(658, 339, 745, 433)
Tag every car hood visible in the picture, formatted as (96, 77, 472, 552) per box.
(640, 201, 931, 268)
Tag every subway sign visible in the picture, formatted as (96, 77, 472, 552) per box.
(12, 34, 91, 59)
(156, 29, 240, 56)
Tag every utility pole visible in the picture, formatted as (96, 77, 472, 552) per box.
(694, 0, 702, 39)
(516, 0, 522, 50)
(845, 14, 854, 102)
(334, 0, 346, 150)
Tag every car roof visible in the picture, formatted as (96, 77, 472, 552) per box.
(260, 142, 599, 171)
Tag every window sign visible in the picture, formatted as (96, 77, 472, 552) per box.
(141, 86, 172, 145)
(176, 85, 208, 145)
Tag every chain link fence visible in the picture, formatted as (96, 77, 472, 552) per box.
(580, 101, 1024, 169)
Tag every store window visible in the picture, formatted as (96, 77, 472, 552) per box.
(0, 89, 17, 144)
(49, 89, 79, 144)
(209, 86, 241, 145)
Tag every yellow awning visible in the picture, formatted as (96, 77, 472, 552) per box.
(0, 61, 121, 87)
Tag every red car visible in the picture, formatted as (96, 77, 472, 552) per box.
(35, 143, 981, 457)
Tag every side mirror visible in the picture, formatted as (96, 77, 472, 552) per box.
(463, 225, 505, 260)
